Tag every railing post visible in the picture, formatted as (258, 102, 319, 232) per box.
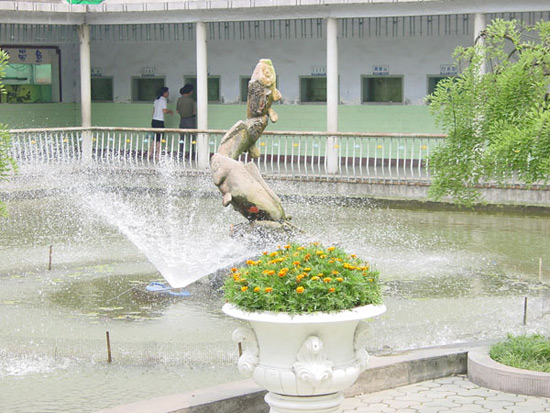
(196, 21, 209, 169)
(326, 17, 339, 174)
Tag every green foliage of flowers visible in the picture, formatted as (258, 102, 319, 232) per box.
(490, 334, 550, 373)
(427, 19, 550, 206)
(0, 49, 17, 216)
(223, 243, 382, 314)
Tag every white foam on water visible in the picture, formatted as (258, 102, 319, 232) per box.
(0, 351, 72, 378)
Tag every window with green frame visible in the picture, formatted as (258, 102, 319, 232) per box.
(91, 77, 113, 101)
(362, 76, 403, 103)
(427, 75, 451, 95)
(1, 63, 52, 103)
(131, 77, 166, 102)
(300, 76, 327, 103)
(240, 77, 251, 103)
(183, 76, 221, 102)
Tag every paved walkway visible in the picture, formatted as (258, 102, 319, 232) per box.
(341, 375, 550, 412)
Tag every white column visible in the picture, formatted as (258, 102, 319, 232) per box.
(326, 17, 339, 174)
(78, 24, 92, 162)
(196, 21, 209, 169)
(474, 13, 486, 74)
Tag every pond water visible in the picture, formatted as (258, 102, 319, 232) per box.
(1, 168, 549, 412)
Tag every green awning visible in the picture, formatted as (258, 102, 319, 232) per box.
(67, 0, 105, 4)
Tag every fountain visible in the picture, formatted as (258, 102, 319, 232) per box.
(1, 168, 550, 412)
(0, 61, 549, 412)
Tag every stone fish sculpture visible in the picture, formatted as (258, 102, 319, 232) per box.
(211, 59, 289, 227)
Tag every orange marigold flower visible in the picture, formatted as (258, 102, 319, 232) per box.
(328, 259, 334, 264)
(278, 270, 287, 277)
(262, 251, 268, 255)
(323, 277, 332, 283)
(269, 252, 278, 257)
(332, 270, 339, 275)
(327, 246, 335, 251)
(296, 286, 305, 294)
(328, 287, 335, 293)
(293, 261, 301, 266)
(284, 245, 291, 249)
(311, 276, 320, 281)
(265, 287, 273, 293)
(321, 254, 327, 259)
(303, 267, 311, 272)
(246, 260, 256, 265)
(350, 254, 357, 258)
(254, 286, 261, 292)
(241, 286, 248, 291)
(368, 279, 374, 282)
(316, 250, 324, 255)
(297, 246, 305, 250)
(231, 268, 238, 272)
(313, 242, 319, 246)
(336, 277, 344, 282)
(304, 253, 311, 261)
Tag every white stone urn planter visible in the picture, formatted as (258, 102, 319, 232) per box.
(223, 302, 386, 413)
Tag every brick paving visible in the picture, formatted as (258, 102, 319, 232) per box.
(341, 375, 550, 412)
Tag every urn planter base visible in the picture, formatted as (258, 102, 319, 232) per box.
(223, 303, 386, 413)
(265, 392, 344, 413)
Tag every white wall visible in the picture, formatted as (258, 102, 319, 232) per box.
(59, 43, 79, 103)
(79, 29, 471, 105)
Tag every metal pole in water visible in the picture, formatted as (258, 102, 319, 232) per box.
(106, 331, 112, 363)
(523, 297, 527, 325)
(48, 245, 53, 270)
(539, 258, 543, 282)
(238, 342, 243, 358)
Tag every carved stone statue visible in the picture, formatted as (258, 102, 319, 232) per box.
(211, 59, 289, 226)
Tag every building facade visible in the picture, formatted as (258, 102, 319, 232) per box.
(0, 0, 549, 131)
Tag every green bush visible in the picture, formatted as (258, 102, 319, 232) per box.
(0, 49, 17, 216)
(428, 19, 550, 205)
(490, 334, 550, 373)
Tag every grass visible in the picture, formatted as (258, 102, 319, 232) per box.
(490, 334, 550, 373)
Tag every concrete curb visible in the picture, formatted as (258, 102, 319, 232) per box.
(98, 341, 489, 413)
(468, 347, 550, 397)
(96, 379, 268, 413)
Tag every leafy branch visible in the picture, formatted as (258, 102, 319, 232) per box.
(427, 19, 550, 205)
(0, 48, 17, 216)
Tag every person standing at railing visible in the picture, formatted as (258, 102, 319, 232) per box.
(150, 86, 173, 159)
(176, 83, 197, 161)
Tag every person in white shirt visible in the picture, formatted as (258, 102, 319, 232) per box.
(150, 86, 173, 159)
